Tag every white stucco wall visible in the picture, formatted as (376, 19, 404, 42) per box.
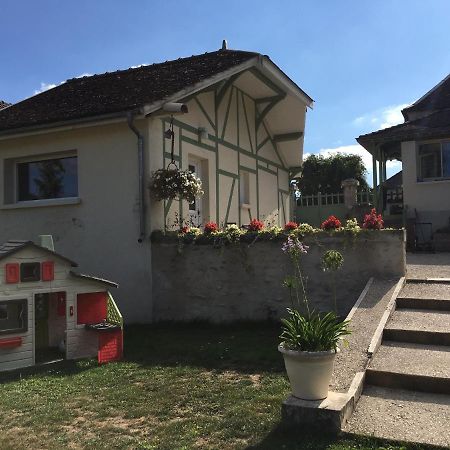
(402, 140, 450, 230)
(0, 121, 152, 323)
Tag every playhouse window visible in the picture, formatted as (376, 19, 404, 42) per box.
(20, 262, 41, 282)
(16, 155, 78, 201)
(0, 299, 28, 335)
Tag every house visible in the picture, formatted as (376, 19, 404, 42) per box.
(0, 46, 313, 322)
(0, 101, 10, 110)
(358, 73, 450, 234)
(0, 238, 123, 372)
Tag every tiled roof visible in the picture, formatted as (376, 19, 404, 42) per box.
(0, 100, 11, 110)
(0, 240, 78, 266)
(0, 49, 259, 133)
(383, 170, 402, 189)
(402, 73, 450, 116)
(357, 108, 450, 145)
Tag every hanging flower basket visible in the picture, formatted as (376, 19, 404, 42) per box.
(150, 167, 204, 203)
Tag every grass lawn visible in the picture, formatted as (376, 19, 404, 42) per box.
(0, 323, 440, 449)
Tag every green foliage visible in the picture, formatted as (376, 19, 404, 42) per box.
(298, 153, 369, 195)
(280, 308, 351, 351)
(321, 250, 344, 272)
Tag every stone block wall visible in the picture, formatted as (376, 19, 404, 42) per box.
(152, 230, 406, 322)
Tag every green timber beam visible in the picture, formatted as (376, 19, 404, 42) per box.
(249, 67, 285, 96)
(273, 132, 303, 143)
(255, 94, 285, 130)
(216, 73, 241, 107)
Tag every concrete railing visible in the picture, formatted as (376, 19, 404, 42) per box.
(151, 230, 406, 322)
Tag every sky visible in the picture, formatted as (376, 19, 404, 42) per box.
(1, 1, 449, 184)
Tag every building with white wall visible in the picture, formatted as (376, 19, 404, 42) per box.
(358, 74, 450, 236)
(0, 47, 313, 322)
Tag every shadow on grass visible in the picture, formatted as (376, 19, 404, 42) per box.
(0, 321, 285, 384)
(123, 321, 285, 374)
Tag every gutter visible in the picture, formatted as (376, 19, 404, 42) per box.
(127, 112, 146, 243)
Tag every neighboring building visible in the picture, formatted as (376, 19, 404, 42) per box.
(0, 239, 123, 372)
(0, 101, 11, 110)
(0, 47, 313, 322)
(358, 73, 450, 232)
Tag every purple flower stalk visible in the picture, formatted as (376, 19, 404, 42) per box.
(282, 236, 308, 255)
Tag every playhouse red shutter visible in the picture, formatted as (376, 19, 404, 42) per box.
(98, 329, 123, 363)
(41, 261, 55, 281)
(5, 263, 20, 283)
(77, 292, 108, 324)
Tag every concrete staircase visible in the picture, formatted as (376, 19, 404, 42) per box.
(345, 279, 450, 447)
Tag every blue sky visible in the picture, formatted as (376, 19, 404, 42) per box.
(1, 1, 449, 182)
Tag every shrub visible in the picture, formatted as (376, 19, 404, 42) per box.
(248, 218, 264, 232)
(284, 221, 298, 231)
(362, 208, 384, 230)
(296, 223, 316, 235)
(204, 222, 218, 234)
(321, 215, 342, 230)
(344, 218, 360, 232)
(180, 226, 190, 234)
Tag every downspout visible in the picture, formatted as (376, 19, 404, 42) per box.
(127, 112, 146, 243)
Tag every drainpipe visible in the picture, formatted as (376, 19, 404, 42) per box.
(127, 112, 145, 243)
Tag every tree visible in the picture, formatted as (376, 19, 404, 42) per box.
(297, 153, 368, 195)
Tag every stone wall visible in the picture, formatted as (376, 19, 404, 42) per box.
(152, 230, 406, 322)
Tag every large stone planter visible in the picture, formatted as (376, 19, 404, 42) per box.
(278, 345, 339, 400)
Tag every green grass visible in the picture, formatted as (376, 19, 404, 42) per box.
(0, 323, 440, 449)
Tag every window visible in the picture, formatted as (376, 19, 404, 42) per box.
(240, 171, 250, 205)
(0, 299, 28, 335)
(20, 263, 41, 282)
(418, 142, 450, 181)
(17, 155, 78, 201)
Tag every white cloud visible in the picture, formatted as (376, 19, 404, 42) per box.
(33, 82, 59, 95)
(352, 103, 410, 130)
(33, 72, 94, 95)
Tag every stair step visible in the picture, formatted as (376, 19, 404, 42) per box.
(383, 328, 450, 346)
(344, 385, 450, 448)
(400, 281, 450, 300)
(388, 308, 450, 333)
(367, 342, 450, 394)
(396, 296, 450, 311)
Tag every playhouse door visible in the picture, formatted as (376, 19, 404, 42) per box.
(34, 293, 49, 350)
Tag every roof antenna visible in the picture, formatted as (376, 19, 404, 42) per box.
(221, 39, 228, 50)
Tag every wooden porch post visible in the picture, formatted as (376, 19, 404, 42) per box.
(372, 153, 378, 209)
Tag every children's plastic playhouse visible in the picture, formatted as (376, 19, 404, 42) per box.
(0, 238, 123, 372)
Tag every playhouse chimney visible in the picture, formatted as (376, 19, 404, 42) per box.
(39, 235, 55, 252)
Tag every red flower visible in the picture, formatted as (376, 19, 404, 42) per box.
(180, 226, 190, 234)
(204, 221, 218, 234)
(248, 218, 264, 232)
(284, 221, 298, 231)
(321, 215, 342, 230)
(362, 208, 384, 230)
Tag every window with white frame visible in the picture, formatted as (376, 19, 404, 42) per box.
(240, 171, 250, 206)
(418, 142, 450, 181)
(3, 153, 78, 204)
